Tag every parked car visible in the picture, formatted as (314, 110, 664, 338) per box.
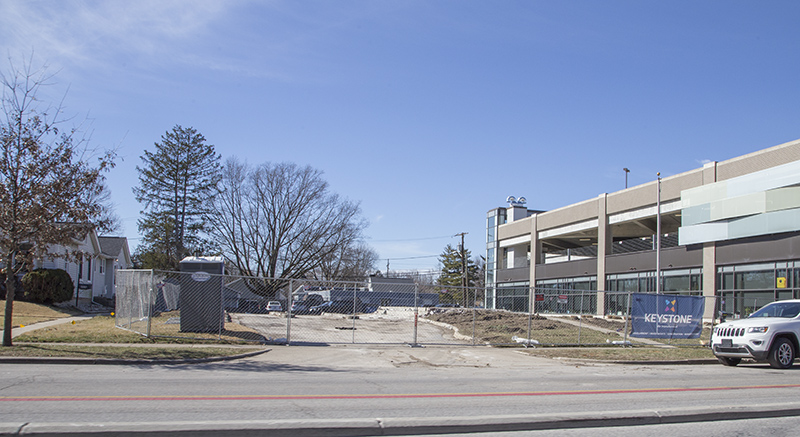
(290, 301, 318, 315)
(309, 299, 377, 315)
(266, 301, 283, 313)
(711, 299, 800, 369)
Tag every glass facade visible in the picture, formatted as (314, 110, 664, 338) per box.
(606, 269, 702, 294)
(485, 208, 506, 309)
(495, 281, 529, 312)
(536, 276, 598, 314)
(604, 269, 703, 316)
(717, 261, 800, 318)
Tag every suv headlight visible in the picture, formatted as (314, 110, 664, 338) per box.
(747, 327, 769, 334)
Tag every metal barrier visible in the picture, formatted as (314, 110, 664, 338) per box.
(114, 270, 749, 348)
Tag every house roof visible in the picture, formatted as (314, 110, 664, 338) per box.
(98, 236, 132, 267)
(98, 237, 126, 257)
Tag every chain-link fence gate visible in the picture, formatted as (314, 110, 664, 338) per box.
(115, 269, 740, 348)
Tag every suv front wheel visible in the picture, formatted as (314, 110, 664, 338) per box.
(767, 337, 795, 369)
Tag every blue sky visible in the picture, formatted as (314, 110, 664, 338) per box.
(2, 1, 799, 273)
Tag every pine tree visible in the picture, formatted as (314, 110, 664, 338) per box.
(436, 244, 480, 306)
(133, 125, 221, 270)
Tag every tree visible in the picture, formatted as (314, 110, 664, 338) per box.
(313, 242, 378, 281)
(436, 243, 480, 306)
(133, 125, 221, 270)
(206, 158, 369, 298)
(1, 56, 115, 346)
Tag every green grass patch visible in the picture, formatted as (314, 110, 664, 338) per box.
(0, 300, 82, 329)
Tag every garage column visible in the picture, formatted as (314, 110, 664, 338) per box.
(596, 193, 611, 316)
(702, 242, 717, 321)
(701, 161, 718, 321)
(529, 214, 540, 313)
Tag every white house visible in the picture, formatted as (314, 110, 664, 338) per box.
(39, 230, 132, 303)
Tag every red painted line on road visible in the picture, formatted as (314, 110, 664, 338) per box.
(3, 384, 800, 402)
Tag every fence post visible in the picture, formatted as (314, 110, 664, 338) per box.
(412, 283, 419, 347)
(471, 286, 476, 346)
(708, 295, 716, 347)
(578, 290, 584, 346)
(623, 292, 630, 346)
(219, 271, 224, 340)
(127, 271, 134, 331)
(527, 286, 534, 345)
(286, 279, 292, 345)
(145, 270, 154, 338)
(351, 286, 356, 343)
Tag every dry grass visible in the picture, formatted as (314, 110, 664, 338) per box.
(14, 314, 266, 344)
(424, 309, 715, 362)
(0, 344, 264, 360)
(5, 312, 267, 359)
(522, 346, 715, 361)
(426, 309, 616, 345)
(0, 300, 82, 329)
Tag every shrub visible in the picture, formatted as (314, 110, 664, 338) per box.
(21, 268, 74, 304)
(0, 268, 23, 300)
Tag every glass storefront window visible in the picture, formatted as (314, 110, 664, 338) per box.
(735, 270, 775, 290)
(496, 282, 529, 313)
(716, 261, 800, 318)
(607, 269, 701, 294)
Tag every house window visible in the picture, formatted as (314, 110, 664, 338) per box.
(87, 257, 92, 281)
(99, 260, 104, 275)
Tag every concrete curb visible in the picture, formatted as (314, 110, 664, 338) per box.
(0, 347, 270, 365)
(612, 358, 719, 365)
(2, 402, 800, 436)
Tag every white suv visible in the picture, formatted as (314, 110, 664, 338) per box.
(712, 300, 800, 369)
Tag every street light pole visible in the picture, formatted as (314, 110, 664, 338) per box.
(656, 172, 662, 294)
(623, 168, 630, 189)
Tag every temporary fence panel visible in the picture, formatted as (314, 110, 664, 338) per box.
(114, 270, 778, 348)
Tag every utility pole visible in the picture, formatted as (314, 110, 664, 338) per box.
(454, 232, 468, 307)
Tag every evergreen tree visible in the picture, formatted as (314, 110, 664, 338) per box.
(436, 244, 480, 306)
(133, 125, 221, 270)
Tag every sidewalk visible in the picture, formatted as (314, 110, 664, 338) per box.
(3, 402, 800, 436)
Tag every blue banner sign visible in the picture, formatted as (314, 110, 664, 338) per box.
(630, 293, 704, 339)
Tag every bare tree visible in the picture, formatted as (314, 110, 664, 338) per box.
(206, 158, 369, 298)
(1, 56, 115, 346)
(314, 242, 378, 281)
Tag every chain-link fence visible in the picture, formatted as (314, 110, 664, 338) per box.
(115, 269, 752, 347)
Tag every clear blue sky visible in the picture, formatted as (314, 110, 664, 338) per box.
(2, 1, 799, 272)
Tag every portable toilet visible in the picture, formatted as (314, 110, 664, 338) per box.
(178, 256, 225, 333)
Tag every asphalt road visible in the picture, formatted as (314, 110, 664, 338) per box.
(2, 345, 800, 435)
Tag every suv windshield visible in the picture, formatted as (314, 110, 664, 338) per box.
(749, 302, 800, 318)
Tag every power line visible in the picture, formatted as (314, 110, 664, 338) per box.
(376, 254, 439, 261)
(369, 235, 453, 243)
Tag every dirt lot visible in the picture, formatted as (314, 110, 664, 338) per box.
(423, 309, 621, 345)
(232, 308, 469, 345)
(424, 308, 711, 346)
(227, 307, 710, 347)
